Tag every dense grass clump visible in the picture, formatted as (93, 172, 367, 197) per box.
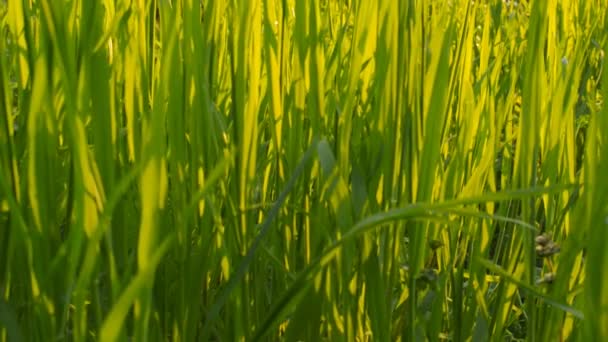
(1, 0, 607, 341)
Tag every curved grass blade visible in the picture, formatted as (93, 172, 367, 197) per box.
(200, 141, 317, 340)
(252, 184, 577, 339)
(99, 235, 175, 342)
(477, 258, 584, 320)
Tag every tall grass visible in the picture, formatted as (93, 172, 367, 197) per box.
(1, 0, 607, 341)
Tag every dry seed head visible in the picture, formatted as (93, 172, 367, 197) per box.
(536, 272, 556, 285)
(536, 241, 560, 257)
(535, 233, 552, 246)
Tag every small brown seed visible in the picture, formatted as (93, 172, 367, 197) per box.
(535, 233, 551, 246)
(537, 272, 556, 285)
(536, 241, 560, 257)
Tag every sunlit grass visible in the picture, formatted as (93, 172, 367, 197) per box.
(1, 0, 607, 341)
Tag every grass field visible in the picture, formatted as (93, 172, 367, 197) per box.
(1, 0, 608, 341)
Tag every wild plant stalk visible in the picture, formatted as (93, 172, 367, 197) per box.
(0, 0, 606, 341)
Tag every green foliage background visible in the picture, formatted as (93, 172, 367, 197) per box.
(1, 0, 607, 341)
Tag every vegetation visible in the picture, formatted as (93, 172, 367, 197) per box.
(1, 0, 607, 341)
